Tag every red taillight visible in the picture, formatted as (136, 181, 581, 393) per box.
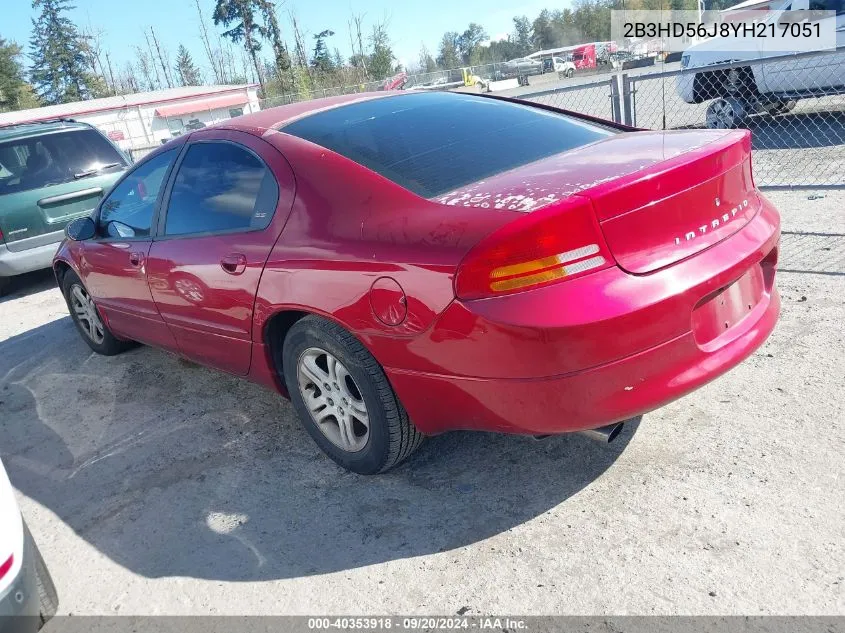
(455, 195, 613, 300)
(0, 554, 13, 581)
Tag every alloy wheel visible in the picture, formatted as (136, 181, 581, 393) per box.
(296, 347, 370, 452)
(70, 284, 105, 345)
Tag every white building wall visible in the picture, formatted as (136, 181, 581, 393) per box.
(68, 86, 260, 160)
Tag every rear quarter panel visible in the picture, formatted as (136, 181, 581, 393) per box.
(253, 131, 517, 368)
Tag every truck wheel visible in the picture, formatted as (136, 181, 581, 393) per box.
(283, 315, 424, 474)
(705, 97, 747, 129)
(565, 68, 574, 78)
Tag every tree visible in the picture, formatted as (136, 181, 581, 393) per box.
(332, 48, 345, 69)
(457, 23, 487, 65)
(419, 44, 437, 72)
(436, 32, 461, 69)
(213, 0, 266, 90)
(174, 45, 202, 86)
(532, 9, 556, 50)
(368, 21, 394, 80)
(512, 16, 533, 57)
(0, 37, 39, 111)
(311, 29, 335, 71)
(29, 0, 103, 104)
(257, 0, 292, 84)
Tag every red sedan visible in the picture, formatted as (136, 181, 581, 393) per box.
(53, 92, 780, 474)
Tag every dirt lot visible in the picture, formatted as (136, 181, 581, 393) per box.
(1, 190, 843, 616)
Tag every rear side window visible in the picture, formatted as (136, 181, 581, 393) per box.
(0, 129, 127, 196)
(164, 142, 278, 236)
(283, 92, 616, 198)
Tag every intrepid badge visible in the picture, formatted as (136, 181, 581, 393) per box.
(674, 198, 749, 246)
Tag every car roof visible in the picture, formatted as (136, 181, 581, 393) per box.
(218, 92, 399, 134)
(0, 119, 90, 143)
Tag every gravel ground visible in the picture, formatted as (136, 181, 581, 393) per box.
(0, 190, 843, 617)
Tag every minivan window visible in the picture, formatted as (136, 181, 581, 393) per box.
(0, 128, 127, 196)
(283, 92, 616, 198)
(164, 142, 279, 236)
(98, 149, 177, 238)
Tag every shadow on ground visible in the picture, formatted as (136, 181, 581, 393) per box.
(0, 313, 637, 582)
(672, 110, 845, 150)
(0, 269, 57, 304)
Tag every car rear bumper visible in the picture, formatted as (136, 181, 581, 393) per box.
(0, 525, 40, 633)
(0, 234, 63, 277)
(387, 195, 781, 435)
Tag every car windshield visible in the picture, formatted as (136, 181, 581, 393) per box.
(0, 128, 127, 196)
(283, 92, 617, 198)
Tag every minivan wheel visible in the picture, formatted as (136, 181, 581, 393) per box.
(61, 270, 133, 355)
(282, 315, 424, 474)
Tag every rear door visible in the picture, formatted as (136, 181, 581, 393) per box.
(0, 127, 128, 252)
(145, 129, 295, 376)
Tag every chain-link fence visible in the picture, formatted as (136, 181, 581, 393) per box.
(518, 47, 844, 189)
(518, 78, 621, 122)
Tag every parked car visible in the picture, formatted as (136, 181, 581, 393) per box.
(0, 120, 129, 295)
(542, 56, 577, 77)
(0, 457, 58, 631)
(500, 57, 545, 79)
(53, 91, 781, 475)
(677, 0, 845, 127)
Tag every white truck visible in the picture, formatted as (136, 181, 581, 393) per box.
(676, 0, 845, 127)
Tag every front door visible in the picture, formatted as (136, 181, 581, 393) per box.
(78, 147, 180, 349)
(145, 130, 295, 375)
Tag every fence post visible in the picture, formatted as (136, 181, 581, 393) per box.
(609, 74, 622, 124)
(621, 73, 634, 127)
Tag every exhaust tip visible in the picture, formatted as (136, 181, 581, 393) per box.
(578, 421, 625, 443)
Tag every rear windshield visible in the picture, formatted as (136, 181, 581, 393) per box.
(283, 92, 616, 198)
(0, 128, 127, 196)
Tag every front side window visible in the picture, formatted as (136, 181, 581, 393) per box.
(164, 142, 279, 237)
(0, 128, 127, 196)
(98, 149, 177, 238)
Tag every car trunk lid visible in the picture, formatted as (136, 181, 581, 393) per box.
(435, 129, 758, 275)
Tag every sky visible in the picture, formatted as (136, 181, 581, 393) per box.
(5, 0, 555, 82)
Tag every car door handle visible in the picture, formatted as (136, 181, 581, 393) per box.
(220, 253, 247, 275)
(129, 252, 145, 267)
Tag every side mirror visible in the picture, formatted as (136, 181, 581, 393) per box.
(65, 216, 96, 241)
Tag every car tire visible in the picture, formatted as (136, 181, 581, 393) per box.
(705, 97, 747, 129)
(566, 68, 574, 78)
(61, 270, 133, 356)
(23, 522, 58, 624)
(282, 315, 424, 475)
